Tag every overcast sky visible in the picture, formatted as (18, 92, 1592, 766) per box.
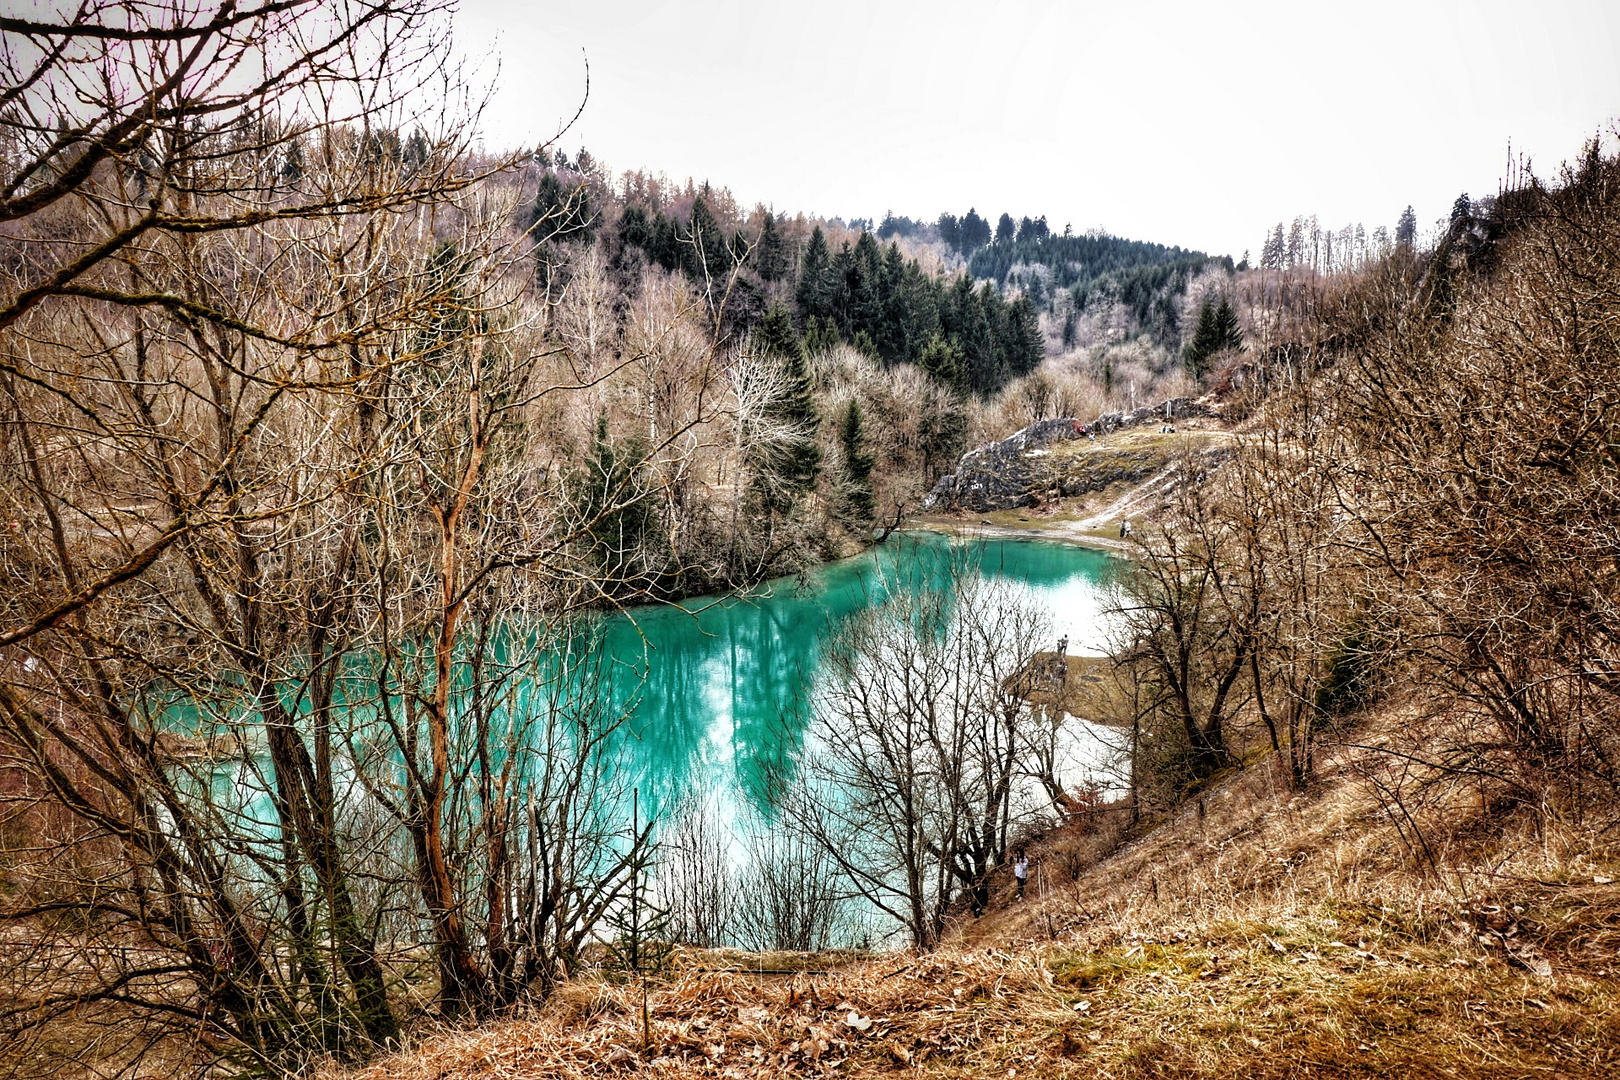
(451, 0, 1620, 258)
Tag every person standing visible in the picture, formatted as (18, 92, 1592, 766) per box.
(1014, 850, 1029, 901)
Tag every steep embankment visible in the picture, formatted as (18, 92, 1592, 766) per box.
(339, 695, 1620, 1080)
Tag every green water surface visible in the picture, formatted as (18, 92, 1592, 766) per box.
(601, 531, 1118, 819)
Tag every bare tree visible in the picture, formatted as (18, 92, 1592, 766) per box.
(1110, 453, 1256, 780)
(0, 3, 682, 1074)
(791, 553, 1048, 948)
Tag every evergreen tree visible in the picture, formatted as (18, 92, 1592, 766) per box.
(959, 208, 991, 254)
(754, 301, 804, 364)
(579, 413, 662, 571)
(936, 212, 962, 252)
(1184, 299, 1218, 379)
(803, 315, 842, 355)
(838, 399, 875, 524)
(795, 226, 834, 324)
(1449, 192, 1472, 228)
(1005, 294, 1045, 378)
(1261, 222, 1285, 269)
(756, 212, 789, 281)
(1396, 205, 1418, 249)
(917, 332, 966, 391)
(1183, 296, 1243, 380)
(996, 212, 1017, 244)
(688, 197, 731, 281)
(847, 231, 884, 341)
(876, 242, 911, 362)
(401, 129, 430, 176)
(961, 282, 1001, 393)
(534, 170, 594, 245)
(751, 304, 821, 513)
(1212, 297, 1242, 353)
(280, 138, 303, 183)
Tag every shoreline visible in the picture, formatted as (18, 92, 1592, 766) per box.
(905, 514, 1135, 555)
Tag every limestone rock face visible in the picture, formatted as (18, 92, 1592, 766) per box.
(923, 398, 1209, 513)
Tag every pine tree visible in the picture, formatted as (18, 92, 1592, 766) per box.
(1183, 296, 1242, 380)
(1449, 192, 1472, 228)
(534, 170, 593, 245)
(804, 316, 842, 355)
(1396, 205, 1418, 250)
(280, 138, 304, 183)
(1261, 222, 1285, 269)
(756, 212, 789, 281)
(917, 332, 966, 391)
(579, 413, 661, 571)
(1213, 297, 1243, 353)
(750, 303, 822, 513)
(1184, 298, 1219, 380)
(996, 212, 1017, 244)
(688, 197, 731, 281)
(848, 231, 884, 342)
(795, 226, 834, 324)
(1005, 295, 1045, 377)
(960, 208, 991, 254)
(401, 129, 430, 176)
(838, 399, 875, 524)
(754, 302, 804, 364)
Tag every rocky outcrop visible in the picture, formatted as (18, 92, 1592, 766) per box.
(923, 398, 1211, 513)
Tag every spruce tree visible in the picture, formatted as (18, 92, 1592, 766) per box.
(839, 398, 875, 524)
(688, 197, 731, 281)
(848, 231, 884, 341)
(755, 302, 804, 364)
(1261, 223, 1286, 269)
(534, 170, 593, 245)
(1006, 295, 1045, 377)
(756, 212, 789, 281)
(960, 208, 991, 254)
(1396, 205, 1418, 250)
(280, 138, 303, 183)
(795, 226, 834, 324)
(1184, 298, 1219, 380)
(1183, 296, 1242, 380)
(752, 302, 821, 508)
(1213, 297, 1243, 353)
(917, 332, 966, 391)
(803, 315, 842, 355)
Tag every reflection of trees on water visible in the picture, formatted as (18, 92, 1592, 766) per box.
(597, 533, 1114, 827)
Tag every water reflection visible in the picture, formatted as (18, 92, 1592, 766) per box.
(601, 532, 1118, 822)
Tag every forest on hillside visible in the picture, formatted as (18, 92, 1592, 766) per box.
(11, 4, 1606, 1079)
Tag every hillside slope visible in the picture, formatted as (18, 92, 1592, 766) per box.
(337, 697, 1620, 1080)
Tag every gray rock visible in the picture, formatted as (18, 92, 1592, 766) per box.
(922, 398, 1213, 512)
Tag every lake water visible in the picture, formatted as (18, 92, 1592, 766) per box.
(185, 530, 1122, 886)
(598, 530, 1122, 823)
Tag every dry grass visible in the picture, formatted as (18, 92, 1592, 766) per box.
(334, 697, 1620, 1079)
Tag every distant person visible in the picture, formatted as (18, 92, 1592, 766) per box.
(1014, 850, 1029, 901)
(1056, 635, 1068, 656)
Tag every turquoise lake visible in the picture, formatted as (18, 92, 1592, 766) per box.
(597, 530, 1121, 822)
(189, 531, 1122, 859)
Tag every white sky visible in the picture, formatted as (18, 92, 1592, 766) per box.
(451, 0, 1620, 258)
